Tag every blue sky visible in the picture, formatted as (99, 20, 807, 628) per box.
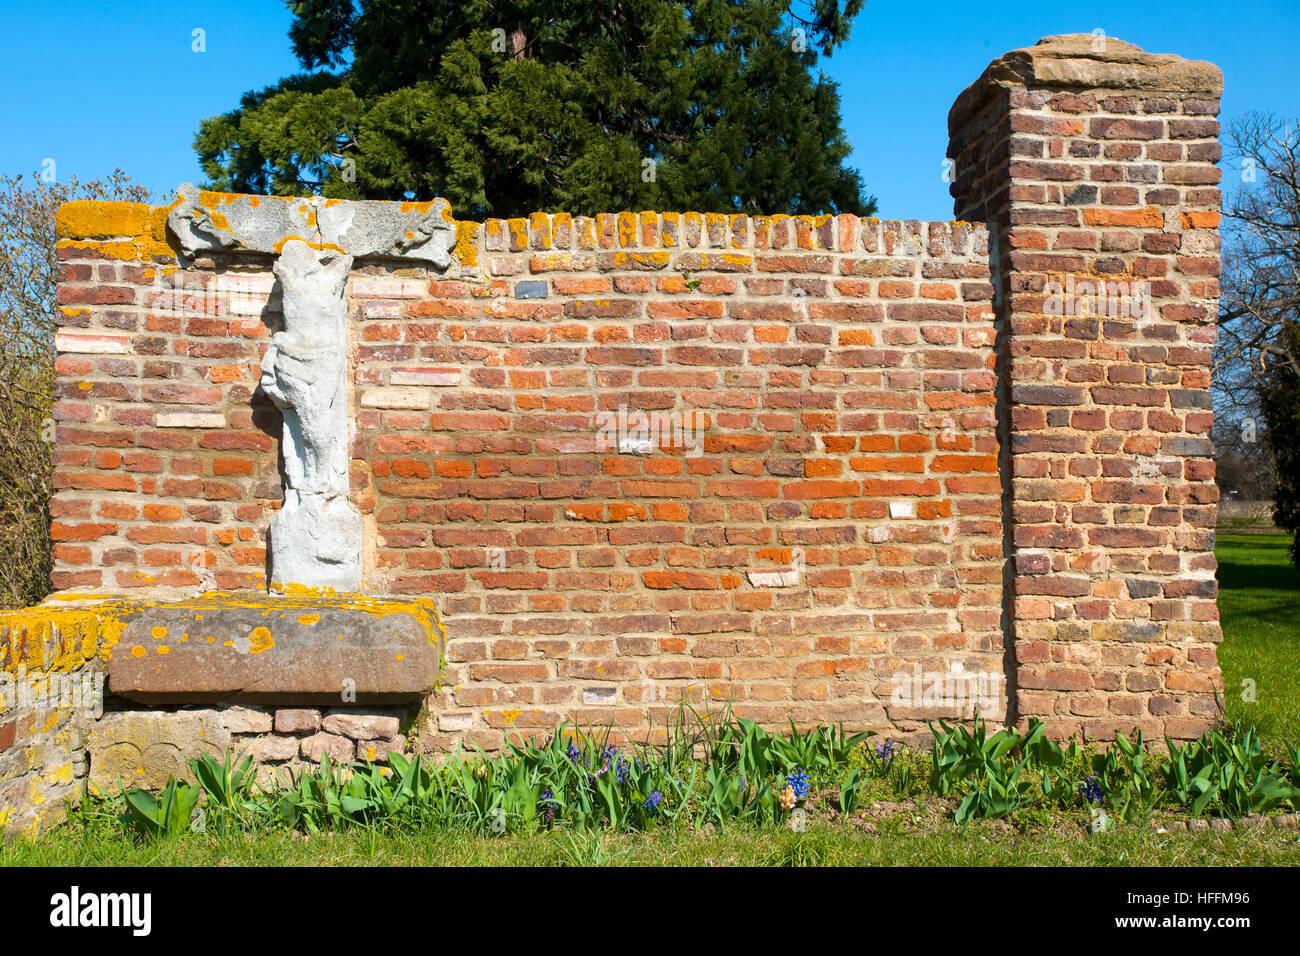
(2, 0, 1296, 220)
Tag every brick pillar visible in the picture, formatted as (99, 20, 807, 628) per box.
(947, 35, 1224, 740)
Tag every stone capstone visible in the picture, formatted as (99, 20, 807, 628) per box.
(166, 183, 457, 266)
(102, 593, 446, 705)
(949, 34, 1223, 136)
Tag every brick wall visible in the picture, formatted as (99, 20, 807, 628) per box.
(947, 34, 1224, 739)
(51, 212, 1005, 749)
(28, 34, 1225, 768)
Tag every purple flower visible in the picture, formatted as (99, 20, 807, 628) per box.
(786, 768, 810, 800)
(1080, 775, 1105, 805)
(644, 791, 663, 813)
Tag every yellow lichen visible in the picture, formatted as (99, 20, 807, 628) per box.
(55, 201, 153, 240)
(271, 235, 346, 255)
(248, 626, 274, 654)
(454, 221, 478, 267)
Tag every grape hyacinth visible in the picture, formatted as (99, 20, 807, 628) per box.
(1080, 775, 1105, 805)
(786, 768, 810, 800)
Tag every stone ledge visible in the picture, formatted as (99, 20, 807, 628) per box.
(950, 34, 1224, 137)
(9, 592, 447, 705)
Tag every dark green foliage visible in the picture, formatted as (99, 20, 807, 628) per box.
(108, 708, 868, 839)
(195, 0, 876, 217)
(928, 718, 1300, 824)
(95, 716, 1300, 840)
(119, 777, 202, 839)
(1162, 725, 1300, 818)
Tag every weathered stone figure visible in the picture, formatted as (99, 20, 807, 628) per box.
(166, 185, 454, 592)
(260, 240, 361, 591)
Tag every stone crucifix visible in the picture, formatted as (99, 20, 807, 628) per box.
(167, 184, 456, 592)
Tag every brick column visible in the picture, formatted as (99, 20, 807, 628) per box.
(947, 35, 1224, 740)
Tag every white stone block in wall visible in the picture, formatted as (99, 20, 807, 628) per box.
(351, 276, 425, 298)
(391, 367, 460, 387)
(155, 410, 226, 428)
(360, 388, 433, 410)
(54, 332, 130, 354)
(889, 500, 916, 519)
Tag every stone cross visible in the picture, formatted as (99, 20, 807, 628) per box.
(167, 184, 456, 592)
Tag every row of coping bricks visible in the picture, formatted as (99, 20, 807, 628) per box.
(478, 213, 990, 255)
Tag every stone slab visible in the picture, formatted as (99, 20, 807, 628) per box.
(103, 593, 446, 705)
(166, 183, 456, 266)
(950, 34, 1223, 136)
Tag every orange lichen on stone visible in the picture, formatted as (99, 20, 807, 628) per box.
(55, 201, 153, 240)
(248, 626, 274, 654)
(454, 221, 479, 267)
(0, 598, 134, 674)
(271, 235, 346, 255)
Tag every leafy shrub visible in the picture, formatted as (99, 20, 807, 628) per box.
(0, 171, 149, 610)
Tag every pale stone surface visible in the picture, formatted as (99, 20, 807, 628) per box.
(950, 34, 1223, 134)
(155, 410, 226, 428)
(163, 183, 458, 593)
(355, 735, 406, 763)
(87, 710, 231, 791)
(106, 597, 445, 704)
(167, 183, 456, 266)
(255, 760, 304, 791)
(360, 388, 433, 410)
(54, 332, 131, 354)
(274, 708, 322, 734)
(889, 500, 916, 519)
(220, 706, 273, 734)
(391, 367, 459, 387)
(262, 239, 363, 591)
(351, 276, 428, 298)
(438, 712, 473, 732)
(747, 569, 800, 588)
(321, 711, 401, 740)
(300, 732, 354, 763)
(245, 735, 299, 763)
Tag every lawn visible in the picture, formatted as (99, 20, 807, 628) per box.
(5, 815, 1300, 867)
(3, 531, 1298, 867)
(1214, 531, 1300, 748)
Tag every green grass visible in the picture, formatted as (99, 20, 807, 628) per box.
(5, 817, 1300, 867)
(1215, 531, 1300, 748)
